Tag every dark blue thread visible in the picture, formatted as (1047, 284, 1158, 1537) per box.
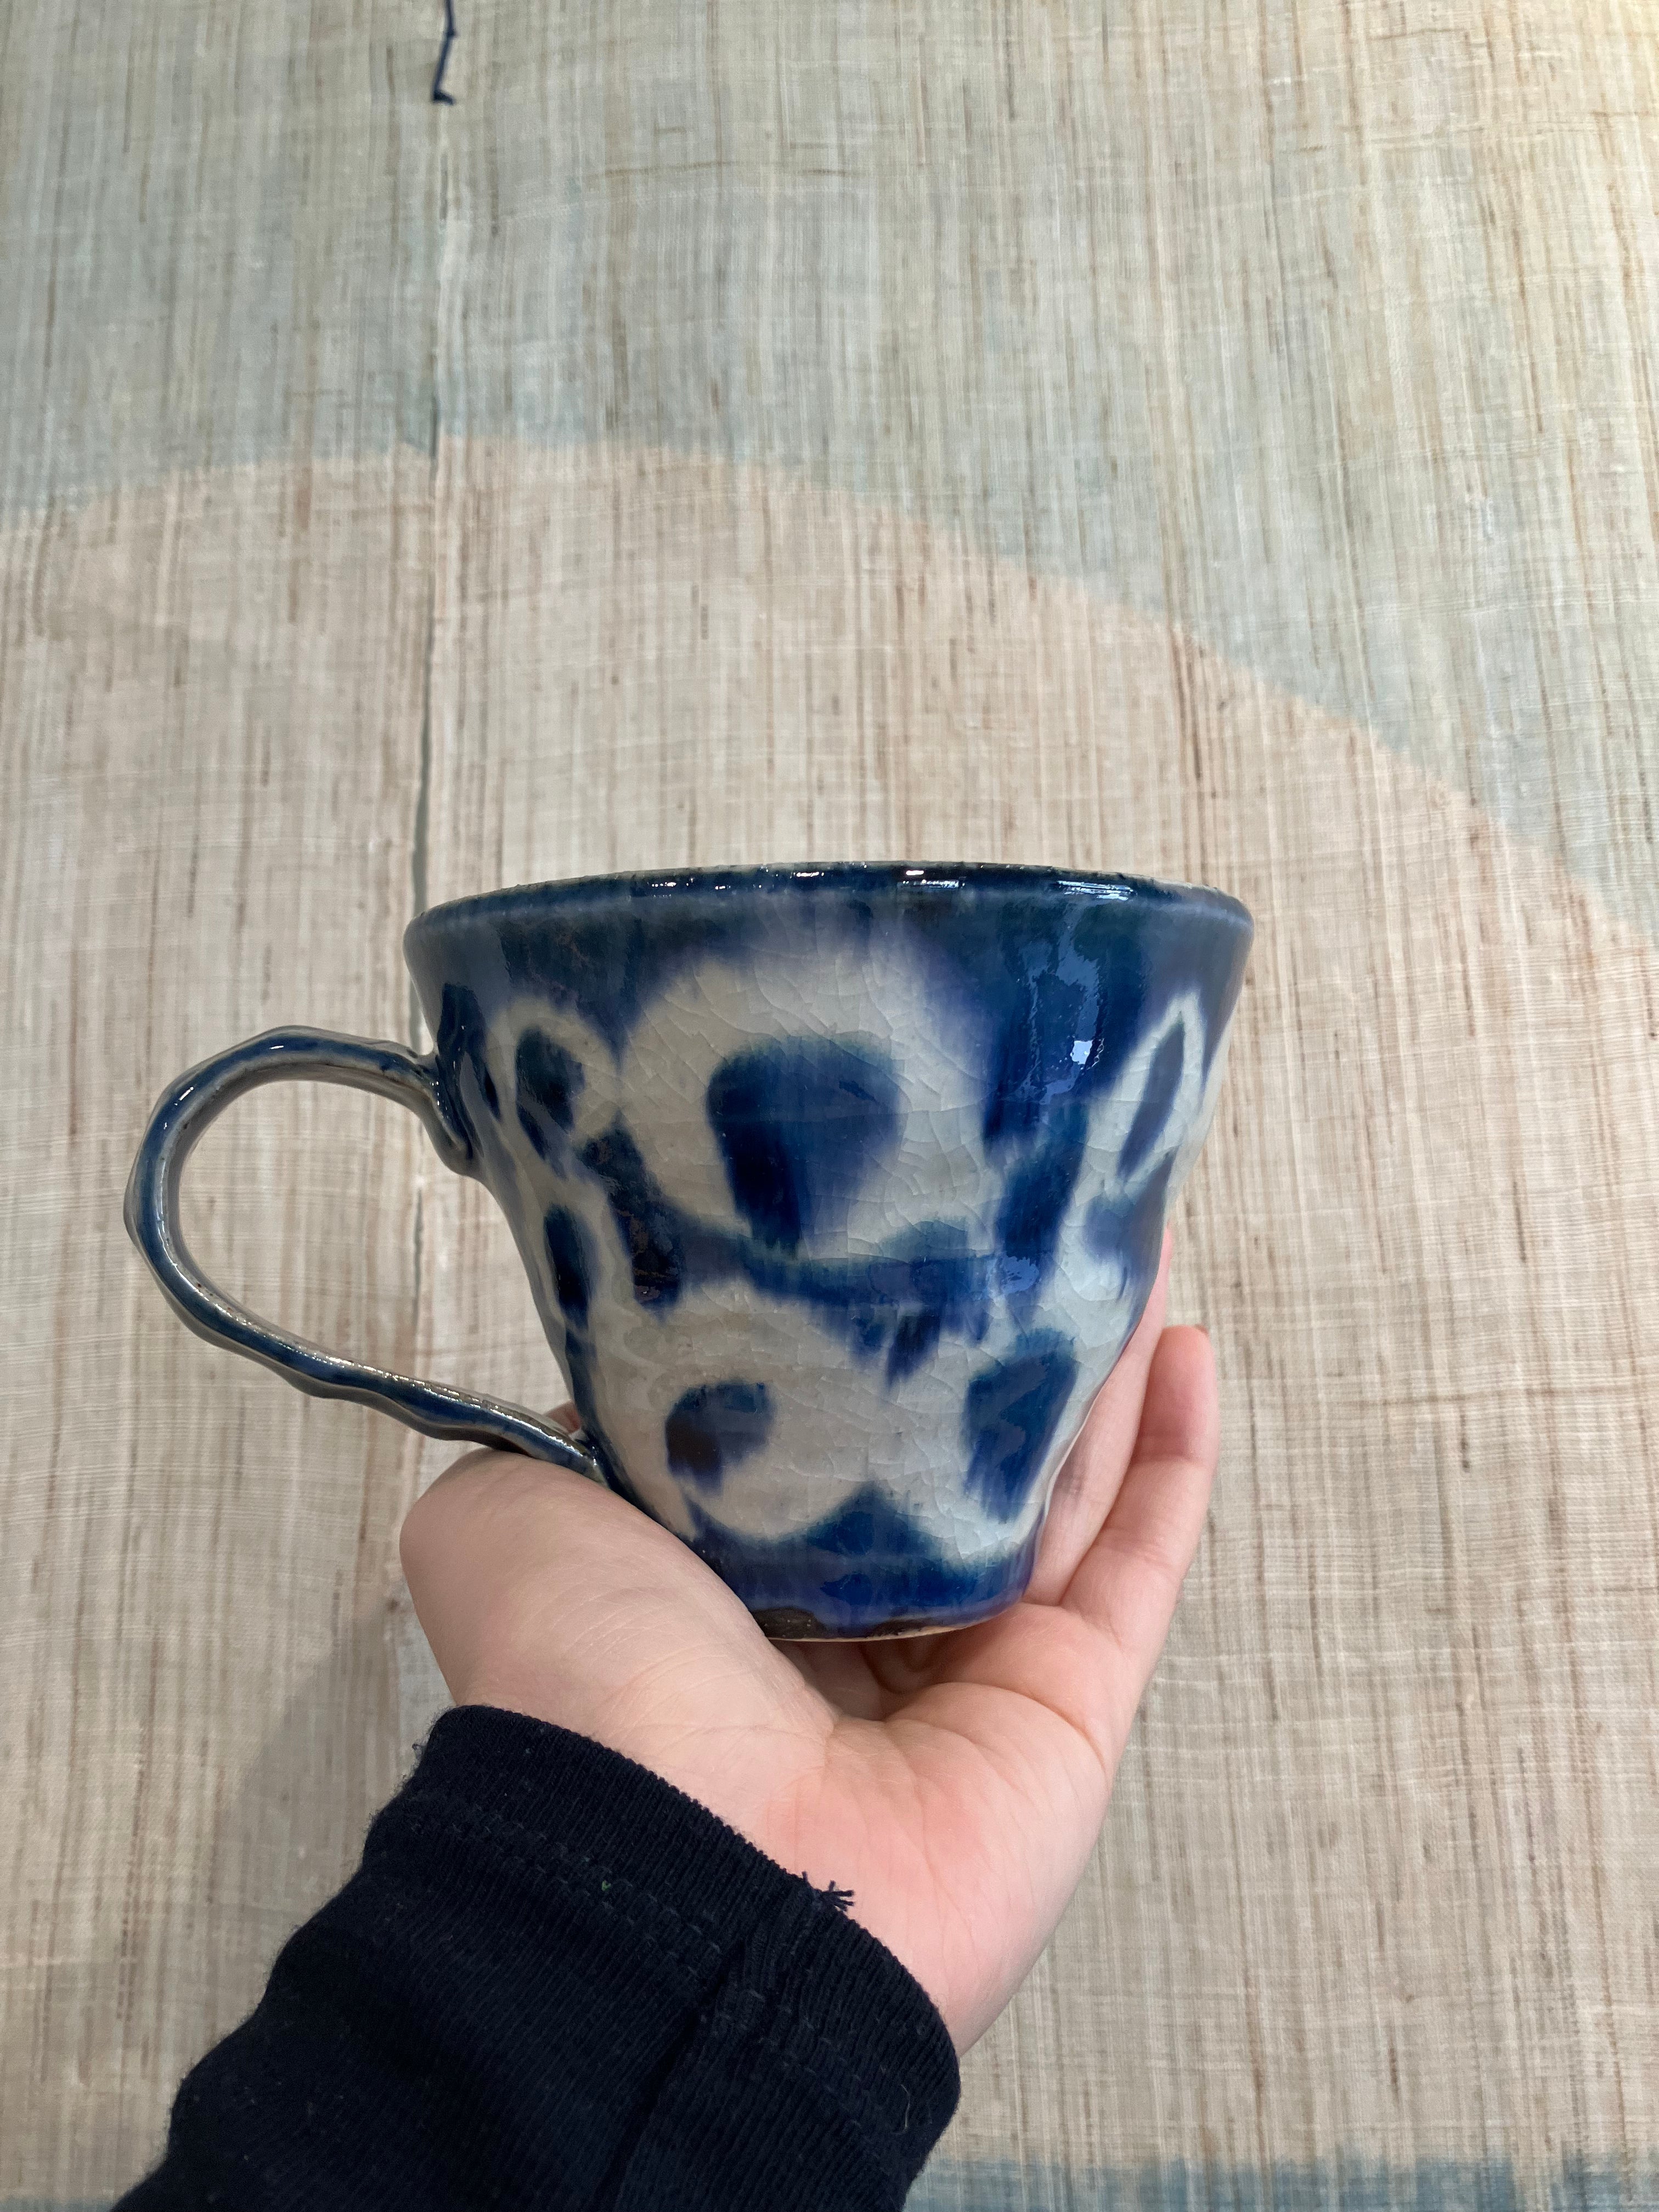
(431, 0, 457, 103)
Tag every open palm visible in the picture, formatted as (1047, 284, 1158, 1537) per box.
(400, 1234, 1217, 2053)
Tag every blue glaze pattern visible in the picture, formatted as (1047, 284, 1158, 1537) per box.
(962, 1333, 1082, 1521)
(516, 1029, 584, 1159)
(402, 864, 1251, 1637)
(686, 1482, 1046, 1640)
(665, 1380, 775, 1488)
(127, 864, 1251, 1639)
(707, 1036, 902, 1250)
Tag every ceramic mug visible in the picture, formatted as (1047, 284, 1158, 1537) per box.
(126, 864, 1252, 1638)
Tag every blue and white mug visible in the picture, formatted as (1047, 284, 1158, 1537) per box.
(127, 864, 1252, 1639)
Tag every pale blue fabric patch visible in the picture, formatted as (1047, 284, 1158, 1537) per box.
(906, 2161, 1659, 2212)
(3, 4, 1653, 946)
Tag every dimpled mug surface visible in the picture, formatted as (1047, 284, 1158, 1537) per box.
(127, 864, 1251, 1639)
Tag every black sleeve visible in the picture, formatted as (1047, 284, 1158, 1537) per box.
(114, 1704, 960, 2211)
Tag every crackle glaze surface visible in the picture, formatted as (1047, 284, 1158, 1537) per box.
(405, 865, 1251, 1637)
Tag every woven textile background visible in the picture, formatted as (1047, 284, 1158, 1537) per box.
(3, 1, 1657, 2203)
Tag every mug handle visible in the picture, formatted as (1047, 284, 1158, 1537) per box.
(124, 1026, 606, 1477)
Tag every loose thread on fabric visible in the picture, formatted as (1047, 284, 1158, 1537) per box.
(431, 0, 457, 104)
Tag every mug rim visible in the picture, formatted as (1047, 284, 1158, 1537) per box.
(406, 862, 1253, 952)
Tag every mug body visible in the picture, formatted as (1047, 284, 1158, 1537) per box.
(404, 864, 1251, 1638)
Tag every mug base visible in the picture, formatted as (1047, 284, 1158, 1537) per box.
(751, 1599, 1015, 1643)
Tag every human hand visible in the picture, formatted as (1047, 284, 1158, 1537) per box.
(400, 1232, 1218, 2053)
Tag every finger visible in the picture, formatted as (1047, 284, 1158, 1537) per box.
(401, 1446, 616, 1635)
(410, 1400, 582, 1506)
(1061, 1324, 1219, 1745)
(1024, 1231, 1173, 1605)
(400, 1400, 662, 1667)
(400, 1434, 755, 1726)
